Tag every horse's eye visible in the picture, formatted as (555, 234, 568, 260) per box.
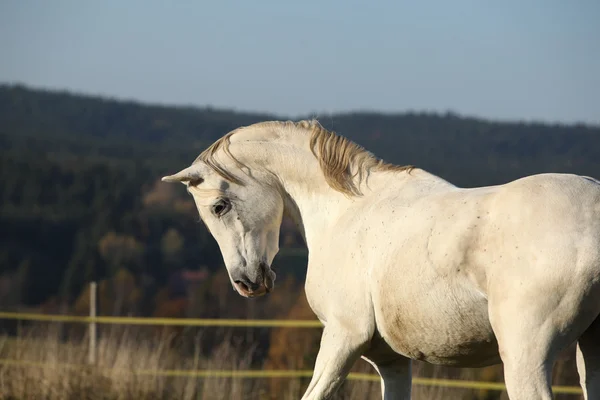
(212, 198, 231, 217)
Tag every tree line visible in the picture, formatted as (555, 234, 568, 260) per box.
(0, 83, 598, 319)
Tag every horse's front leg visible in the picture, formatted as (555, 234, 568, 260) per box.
(301, 324, 369, 400)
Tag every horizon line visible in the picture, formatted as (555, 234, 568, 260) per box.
(2, 81, 598, 129)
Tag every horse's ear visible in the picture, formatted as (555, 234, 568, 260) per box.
(161, 165, 203, 185)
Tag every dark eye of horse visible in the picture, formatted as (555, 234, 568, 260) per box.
(212, 198, 231, 217)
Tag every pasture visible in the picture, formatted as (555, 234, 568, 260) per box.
(0, 321, 583, 399)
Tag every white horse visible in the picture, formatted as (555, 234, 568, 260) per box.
(162, 120, 600, 400)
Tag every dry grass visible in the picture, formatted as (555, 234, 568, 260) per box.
(0, 325, 257, 400)
(0, 324, 582, 400)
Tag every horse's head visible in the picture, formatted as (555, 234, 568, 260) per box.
(162, 159, 282, 298)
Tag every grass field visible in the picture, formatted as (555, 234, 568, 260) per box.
(0, 324, 582, 399)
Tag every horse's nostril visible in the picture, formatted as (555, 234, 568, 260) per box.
(259, 261, 268, 272)
(235, 279, 259, 292)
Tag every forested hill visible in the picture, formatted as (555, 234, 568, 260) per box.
(1, 84, 599, 310)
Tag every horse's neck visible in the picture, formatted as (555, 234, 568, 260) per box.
(282, 195, 307, 243)
(275, 158, 352, 248)
(226, 138, 341, 245)
(272, 153, 405, 249)
(236, 140, 354, 248)
(230, 133, 413, 248)
(276, 161, 439, 249)
(281, 186, 351, 249)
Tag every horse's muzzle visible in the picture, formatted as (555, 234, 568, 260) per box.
(233, 262, 276, 298)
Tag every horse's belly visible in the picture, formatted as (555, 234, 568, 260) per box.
(375, 291, 500, 367)
(384, 329, 500, 367)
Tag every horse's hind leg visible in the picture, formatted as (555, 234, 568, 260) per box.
(577, 316, 600, 400)
(488, 290, 585, 399)
(362, 356, 412, 400)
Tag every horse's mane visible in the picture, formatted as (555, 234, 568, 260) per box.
(194, 120, 413, 196)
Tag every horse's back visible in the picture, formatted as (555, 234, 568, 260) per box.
(485, 173, 600, 278)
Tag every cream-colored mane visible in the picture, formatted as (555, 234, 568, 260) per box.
(194, 120, 413, 196)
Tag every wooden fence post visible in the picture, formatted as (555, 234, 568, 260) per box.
(88, 281, 97, 365)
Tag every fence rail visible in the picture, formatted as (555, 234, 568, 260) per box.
(0, 311, 583, 395)
(0, 311, 323, 328)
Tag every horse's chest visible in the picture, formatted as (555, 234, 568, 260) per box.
(303, 273, 329, 323)
(304, 257, 369, 324)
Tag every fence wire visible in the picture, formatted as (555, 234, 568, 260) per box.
(0, 311, 583, 395)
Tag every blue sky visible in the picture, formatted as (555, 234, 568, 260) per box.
(1, 0, 599, 124)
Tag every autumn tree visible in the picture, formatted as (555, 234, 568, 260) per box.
(97, 232, 144, 315)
